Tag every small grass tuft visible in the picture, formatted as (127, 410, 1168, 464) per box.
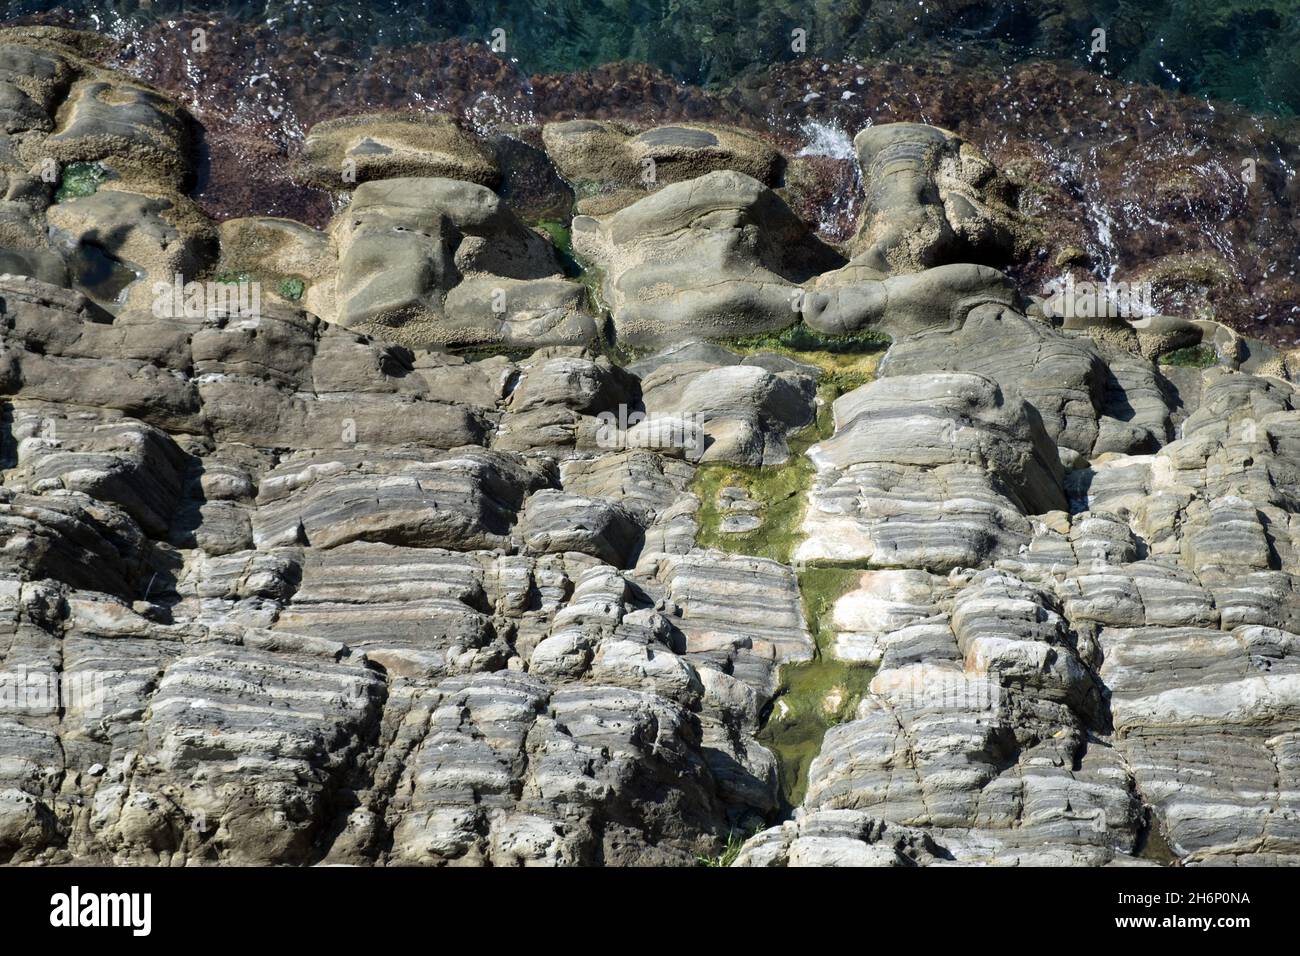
(697, 830, 749, 867)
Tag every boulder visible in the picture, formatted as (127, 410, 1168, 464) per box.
(847, 122, 1025, 274)
(295, 112, 497, 190)
(572, 170, 843, 347)
(543, 119, 783, 214)
(796, 371, 1065, 570)
(38, 79, 192, 188)
(330, 177, 596, 348)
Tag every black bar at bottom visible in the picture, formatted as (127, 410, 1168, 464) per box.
(0, 864, 1282, 942)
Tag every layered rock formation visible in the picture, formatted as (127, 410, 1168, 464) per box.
(1, 27, 1298, 868)
(329, 176, 595, 348)
(543, 119, 783, 216)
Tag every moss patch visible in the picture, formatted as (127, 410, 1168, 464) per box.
(539, 219, 611, 323)
(757, 566, 877, 811)
(443, 344, 538, 363)
(727, 322, 888, 395)
(692, 455, 814, 565)
(732, 323, 890, 354)
(686, 336, 883, 813)
(55, 162, 108, 202)
(1160, 344, 1218, 368)
(213, 270, 253, 285)
(690, 371, 850, 565)
(691, 331, 882, 552)
(276, 276, 306, 300)
(688, 351, 876, 567)
(534, 218, 587, 281)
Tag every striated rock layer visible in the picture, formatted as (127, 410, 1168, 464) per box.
(0, 27, 1297, 868)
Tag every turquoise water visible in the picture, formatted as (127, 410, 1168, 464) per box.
(7, 0, 1300, 115)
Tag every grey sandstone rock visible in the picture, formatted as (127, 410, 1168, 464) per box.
(38, 79, 192, 187)
(251, 448, 551, 552)
(733, 810, 944, 866)
(273, 542, 507, 680)
(544, 120, 783, 215)
(572, 170, 843, 347)
(46, 187, 217, 313)
(804, 262, 1017, 340)
(517, 489, 643, 567)
(295, 112, 497, 190)
(795, 371, 1063, 570)
(848, 122, 1026, 274)
(639, 356, 816, 466)
(330, 177, 596, 349)
(1, 51, 1298, 871)
(660, 550, 815, 702)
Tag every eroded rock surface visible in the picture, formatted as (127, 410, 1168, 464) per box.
(0, 271, 820, 864)
(847, 122, 1026, 274)
(572, 170, 843, 347)
(295, 112, 498, 191)
(330, 177, 596, 349)
(1, 30, 1297, 868)
(544, 119, 783, 215)
(750, 312, 1300, 867)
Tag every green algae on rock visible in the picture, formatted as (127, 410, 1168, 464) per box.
(1160, 343, 1219, 368)
(693, 457, 813, 565)
(729, 324, 888, 395)
(277, 277, 306, 301)
(688, 340, 883, 812)
(757, 566, 877, 811)
(54, 161, 107, 202)
(6, 15, 1300, 870)
(688, 347, 865, 564)
(532, 219, 583, 279)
